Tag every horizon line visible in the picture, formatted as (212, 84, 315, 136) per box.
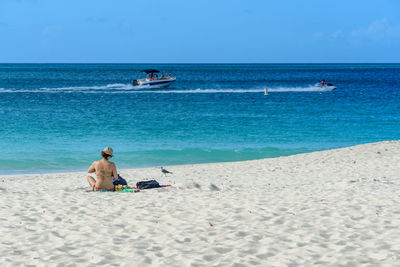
(1, 62, 400, 65)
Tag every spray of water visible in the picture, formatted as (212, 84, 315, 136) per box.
(0, 83, 335, 94)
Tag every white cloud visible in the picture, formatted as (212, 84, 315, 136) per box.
(312, 32, 324, 39)
(313, 18, 400, 45)
(329, 30, 343, 39)
(6, 0, 38, 4)
(120, 20, 133, 33)
(85, 17, 109, 24)
(41, 26, 62, 37)
(351, 18, 400, 42)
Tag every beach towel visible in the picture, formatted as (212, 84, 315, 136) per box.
(114, 185, 140, 193)
(86, 184, 171, 193)
(87, 185, 139, 193)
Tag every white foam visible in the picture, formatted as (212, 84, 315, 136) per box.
(0, 84, 335, 94)
(0, 88, 15, 93)
(39, 83, 136, 91)
(124, 88, 266, 94)
(111, 86, 335, 94)
(268, 84, 335, 92)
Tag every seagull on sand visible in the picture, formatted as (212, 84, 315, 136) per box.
(160, 167, 173, 176)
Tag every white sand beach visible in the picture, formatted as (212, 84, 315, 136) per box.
(1, 141, 399, 266)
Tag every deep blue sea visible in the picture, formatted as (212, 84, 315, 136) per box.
(0, 64, 399, 174)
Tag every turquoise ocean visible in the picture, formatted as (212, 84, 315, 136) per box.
(0, 64, 399, 174)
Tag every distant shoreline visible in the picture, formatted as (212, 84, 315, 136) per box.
(1, 140, 395, 177)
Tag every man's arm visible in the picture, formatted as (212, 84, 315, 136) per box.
(88, 162, 96, 173)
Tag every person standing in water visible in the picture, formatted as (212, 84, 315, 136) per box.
(87, 147, 118, 191)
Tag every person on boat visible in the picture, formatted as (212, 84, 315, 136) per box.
(149, 73, 153, 80)
(160, 73, 164, 79)
(87, 147, 118, 191)
(321, 80, 326, 86)
(168, 74, 172, 79)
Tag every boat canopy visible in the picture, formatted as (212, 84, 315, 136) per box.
(140, 69, 160, 74)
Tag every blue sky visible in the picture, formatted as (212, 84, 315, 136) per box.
(0, 0, 399, 63)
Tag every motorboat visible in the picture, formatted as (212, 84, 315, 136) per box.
(132, 69, 176, 89)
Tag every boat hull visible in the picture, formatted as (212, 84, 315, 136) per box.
(135, 78, 176, 89)
(322, 85, 336, 91)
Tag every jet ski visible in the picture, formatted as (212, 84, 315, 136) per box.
(317, 82, 336, 91)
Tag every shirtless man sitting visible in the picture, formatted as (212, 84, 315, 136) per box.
(87, 147, 118, 191)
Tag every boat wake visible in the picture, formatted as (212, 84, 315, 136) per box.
(0, 83, 136, 93)
(268, 85, 335, 92)
(0, 84, 335, 94)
